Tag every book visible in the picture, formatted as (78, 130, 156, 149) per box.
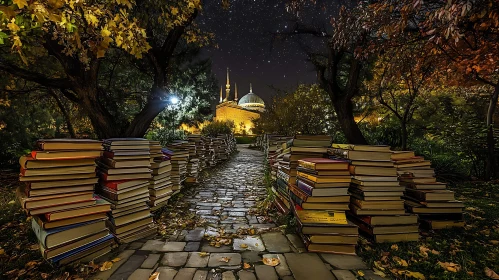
(296, 177, 350, 189)
(49, 234, 114, 265)
(297, 232, 356, 254)
(329, 149, 391, 161)
(31, 150, 102, 160)
(359, 230, 420, 243)
(404, 201, 463, 214)
(101, 157, 151, 168)
(40, 229, 109, 259)
(98, 171, 151, 181)
(349, 166, 397, 176)
(34, 213, 107, 229)
(331, 144, 390, 152)
(391, 151, 416, 160)
(20, 156, 97, 169)
(283, 147, 328, 154)
(20, 165, 96, 177)
(351, 179, 400, 187)
(404, 189, 455, 201)
(26, 185, 95, 197)
(37, 139, 103, 151)
(296, 171, 351, 183)
(350, 214, 418, 226)
(349, 204, 406, 216)
(350, 198, 404, 210)
(400, 182, 447, 190)
(29, 200, 97, 216)
(289, 184, 350, 203)
(106, 216, 153, 235)
(100, 179, 149, 191)
(27, 178, 98, 189)
(110, 209, 151, 226)
(17, 187, 94, 209)
(295, 209, 348, 225)
(19, 172, 97, 182)
(287, 139, 331, 147)
(97, 164, 151, 175)
(298, 158, 349, 170)
(32, 219, 107, 249)
(44, 198, 111, 221)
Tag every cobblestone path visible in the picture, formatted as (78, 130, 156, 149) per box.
(94, 146, 383, 280)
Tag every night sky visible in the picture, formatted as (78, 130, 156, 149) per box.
(198, 1, 344, 105)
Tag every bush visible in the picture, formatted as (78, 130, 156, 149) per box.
(235, 136, 256, 144)
(201, 120, 235, 136)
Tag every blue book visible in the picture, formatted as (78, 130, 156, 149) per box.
(32, 219, 106, 249)
(49, 234, 114, 265)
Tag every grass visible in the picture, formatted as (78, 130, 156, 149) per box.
(356, 181, 499, 279)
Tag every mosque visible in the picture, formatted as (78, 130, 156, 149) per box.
(213, 68, 266, 135)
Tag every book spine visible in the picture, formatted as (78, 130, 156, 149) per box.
(288, 184, 309, 202)
(31, 218, 48, 248)
(289, 191, 304, 207)
(296, 171, 317, 182)
(299, 161, 316, 170)
(296, 179, 314, 196)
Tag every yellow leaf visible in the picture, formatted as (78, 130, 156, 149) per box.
(438, 261, 460, 272)
(373, 268, 386, 278)
(7, 19, 20, 33)
(405, 271, 426, 280)
(490, 240, 499, 245)
(220, 257, 231, 263)
(0, 249, 4, 255)
(198, 252, 209, 257)
(485, 267, 499, 279)
(357, 270, 365, 277)
(240, 243, 248, 249)
(391, 244, 399, 251)
(8, 200, 15, 205)
(13, 0, 28, 9)
(101, 28, 111, 37)
(99, 261, 113, 271)
(243, 263, 251, 269)
(111, 257, 121, 263)
(262, 257, 280, 266)
(148, 271, 160, 280)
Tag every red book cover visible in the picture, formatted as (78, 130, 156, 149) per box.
(101, 180, 131, 190)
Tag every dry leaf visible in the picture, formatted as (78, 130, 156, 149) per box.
(243, 263, 251, 269)
(29, 244, 40, 251)
(405, 271, 426, 280)
(393, 256, 408, 267)
(0, 249, 4, 255)
(198, 252, 209, 257)
(357, 270, 365, 277)
(438, 261, 460, 272)
(263, 257, 280, 266)
(240, 243, 248, 249)
(220, 257, 231, 263)
(373, 268, 386, 278)
(485, 267, 499, 279)
(148, 271, 160, 280)
(391, 244, 399, 251)
(100, 261, 113, 271)
(40, 273, 50, 279)
(111, 257, 121, 263)
(490, 240, 499, 245)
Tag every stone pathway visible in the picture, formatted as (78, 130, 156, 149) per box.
(94, 146, 385, 280)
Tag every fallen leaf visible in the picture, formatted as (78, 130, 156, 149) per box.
(263, 257, 280, 266)
(40, 273, 50, 279)
(0, 249, 4, 255)
(467, 271, 474, 276)
(485, 267, 499, 279)
(430, 249, 440, 255)
(100, 261, 113, 271)
(243, 263, 251, 269)
(220, 257, 231, 263)
(438, 261, 460, 272)
(373, 268, 386, 278)
(29, 244, 39, 251)
(391, 244, 399, 251)
(357, 270, 365, 277)
(393, 256, 408, 267)
(240, 243, 248, 249)
(198, 252, 209, 257)
(149, 271, 160, 280)
(405, 271, 426, 280)
(490, 240, 499, 245)
(8, 200, 15, 205)
(111, 257, 121, 262)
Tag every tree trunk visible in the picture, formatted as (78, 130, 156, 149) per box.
(333, 97, 368, 144)
(401, 120, 408, 150)
(49, 89, 76, 138)
(485, 84, 499, 179)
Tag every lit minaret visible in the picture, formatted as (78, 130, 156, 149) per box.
(225, 67, 230, 102)
(235, 83, 238, 102)
(250, 83, 253, 93)
(219, 86, 223, 103)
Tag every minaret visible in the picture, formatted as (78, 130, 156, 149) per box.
(235, 83, 238, 102)
(250, 83, 253, 93)
(225, 67, 230, 102)
(219, 86, 223, 103)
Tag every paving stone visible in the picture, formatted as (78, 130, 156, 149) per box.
(128, 242, 145, 250)
(242, 251, 261, 263)
(163, 242, 186, 252)
(238, 270, 257, 280)
(332, 270, 356, 280)
(161, 252, 189, 267)
(321, 254, 368, 270)
(156, 267, 178, 280)
(284, 253, 335, 280)
(186, 252, 210, 267)
(360, 270, 387, 280)
(94, 250, 135, 280)
(173, 268, 197, 280)
(200, 243, 232, 252)
(274, 254, 292, 277)
(255, 265, 279, 280)
(207, 253, 242, 267)
(141, 240, 166, 251)
(109, 254, 147, 280)
(186, 228, 206, 241)
(141, 254, 161, 269)
(185, 242, 201, 252)
(261, 232, 291, 253)
(127, 268, 153, 280)
(233, 236, 265, 251)
(193, 270, 208, 280)
(222, 271, 236, 280)
(251, 224, 276, 229)
(229, 211, 246, 217)
(286, 234, 306, 253)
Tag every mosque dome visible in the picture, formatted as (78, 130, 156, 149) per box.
(238, 83, 265, 112)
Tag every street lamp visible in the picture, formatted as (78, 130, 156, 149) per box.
(170, 96, 179, 105)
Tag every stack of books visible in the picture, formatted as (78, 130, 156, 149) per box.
(202, 137, 216, 167)
(213, 137, 228, 162)
(392, 151, 465, 230)
(291, 158, 358, 254)
(163, 145, 189, 191)
(273, 135, 331, 214)
(180, 140, 200, 184)
(293, 209, 358, 254)
(17, 139, 115, 265)
(97, 138, 155, 243)
(329, 144, 419, 243)
(149, 141, 164, 163)
(188, 134, 207, 170)
(149, 158, 172, 212)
